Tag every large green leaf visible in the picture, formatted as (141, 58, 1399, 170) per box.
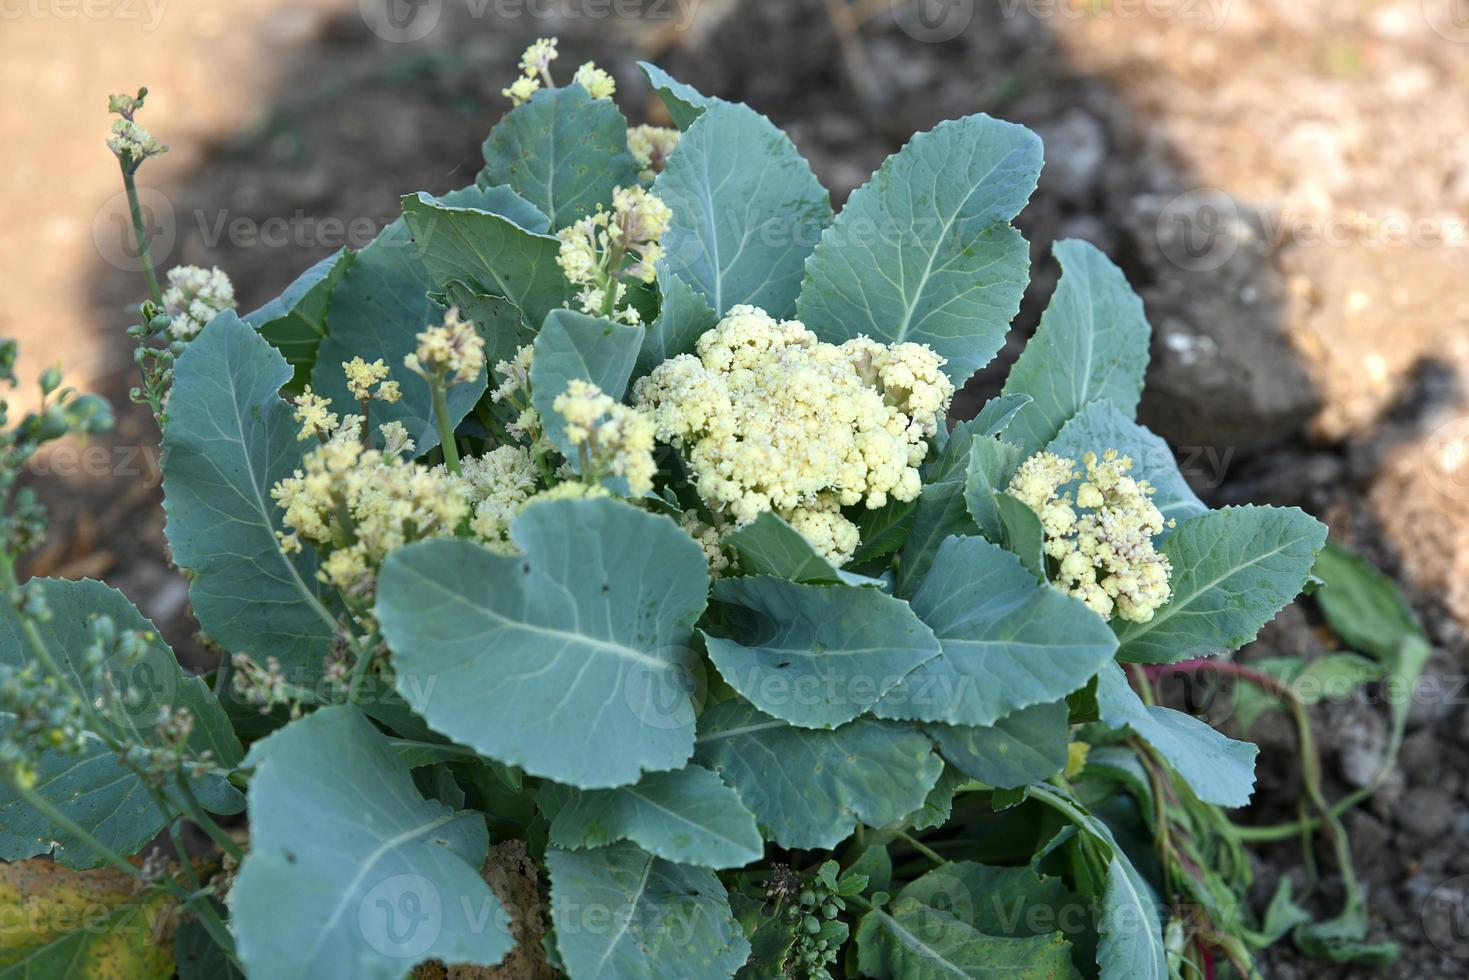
(547, 842, 749, 980)
(1001, 240, 1151, 455)
(480, 84, 639, 230)
(313, 186, 510, 453)
(855, 897, 1078, 979)
(721, 512, 846, 584)
(162, 312, 337, 671)
(231, 706, 511, 980)
(635, 268, 718, 379)
(243, 249, 353, 391)
(529, 309, 644, 464)
(927, 700, 1069, 788)
(540, 764, 761, 869)
(375, 499, 710, 789)
(1044, 401, 1205, 530)
(652, 101, 831, 318)
(693, 699, 943, 849)
(401, 190, 572, 332)
(1115, 506, 1327, 663)
(704, 576, 939, 729)
(962, 436, 1024, 543)
(1028, 786, 1165, 980)
(899, 862, 1082, 943)
(0, 583, 243, 868)
(877, 536, 1116, 726)
(639, 63, 716, 130)
(797, 114, 1042, 384)
(1094, 663, 1256, 806)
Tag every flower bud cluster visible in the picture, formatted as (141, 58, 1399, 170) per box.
(633, 306, 953, 565)
(556, 186, 673, 325)
(551, 379, 656, 496)
(1006, 448, 1174, 623)
(161, 265, 236, 340)
(628, 125, 679, 182)
(502, 37, 616, 106)
(404, 308, 485, 387)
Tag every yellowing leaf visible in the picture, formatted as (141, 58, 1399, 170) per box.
(0, 858, 175, 979)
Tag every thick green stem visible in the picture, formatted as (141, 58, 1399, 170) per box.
(122, 167, 162, 305)
(894, 830, 945, 867)
(431, 381, 461, 474)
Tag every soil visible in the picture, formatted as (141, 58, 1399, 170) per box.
(10, 0, 1469, 976)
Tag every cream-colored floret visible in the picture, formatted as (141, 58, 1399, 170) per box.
(628, 125, 679, 181)
(503, 75, 541, 107)
(405, 307, 485, 386)
(551, 379, 656, 495)
(161, 265, 236, 340)
(573, 62, 616, 100)
(344, 357, 400, 403)
(633, 306, 953, 565)
(293, 386, 338, 442)
(1006, 448, 1174, 623)
(680, 510, 734, 577)
(555, 186, 671, 322)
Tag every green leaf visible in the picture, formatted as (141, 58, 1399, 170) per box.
(540, 764, 761, 870)
(313, 186, 505, 453)
(639, 62, 717, 130)
(995, 493, 1048, 581)
(852, 498, 917, 565)
(1115, 506, 1328, 663)
(243, 249, 354, 390)
(1094, 663, 1257, 806)
(1311, 540, 1425, 658)
(653, 100, 831, 318)
(174, 901, 244, 980)
(704, 576, 940, 729)
(480, 84, 639, 230)
(1044, 401, 1205, 530)
(401, 190, 572, 333)
(963, 436, 1024, 542)
(797, 114, 1042, 384)
(971, 394, 1033, 438)
(1028, 786, 1165, 980)
(1001, 240, 1151, 455)
(529, 309, 644, 465)
(693, 699, 943, 849)
(877, 536, 1116, 726)
(376, 499, 710, 789)
(161, 312, 337, 672)
(547, 842, 749, 980)
(231, 706, 511, 980)
(0, 584, 243, 868)
(898, 861, 1081, 943)
(635, 268, 719, 379)
(855, 897, 1078, 979)
(927, 700, 1070, 788)
(909, 764, 966, 831)
(722, 512, 848, 584)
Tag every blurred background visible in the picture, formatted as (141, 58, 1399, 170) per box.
(7, 0, 1469, 974)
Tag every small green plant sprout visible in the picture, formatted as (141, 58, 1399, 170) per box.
(0, 37, 1369, 980)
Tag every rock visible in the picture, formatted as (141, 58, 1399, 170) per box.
(1397, 787, 1458, 842)
(1125, 189, 1321, 455)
